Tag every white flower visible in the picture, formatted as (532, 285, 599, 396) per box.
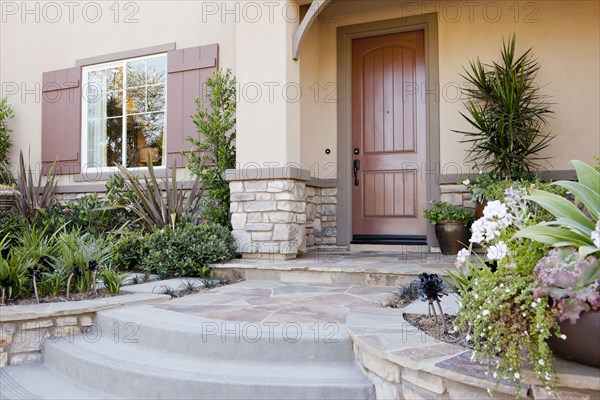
(474, 293, 479, 299)
(483, 200, 508, 219)
(462, 178, 470, 186)
(456, 249, 470, 265)
(487, 241, 509, 261)
(592, 221, 600, 248)
(538, 359, 545, 366)
(514, 372, 520, 380)
(482, 310, 490, 316)
(531, 302, 538, 308)
(561, 334, 567, 340)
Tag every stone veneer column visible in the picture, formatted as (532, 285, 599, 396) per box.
(227, 168, 311, 260)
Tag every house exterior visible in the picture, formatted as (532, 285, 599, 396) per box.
(1, 1, 598, 259)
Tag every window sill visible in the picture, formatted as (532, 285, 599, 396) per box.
(73, 166, 169, 183)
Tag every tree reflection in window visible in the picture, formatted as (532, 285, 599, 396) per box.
(84, 54, 166, 169)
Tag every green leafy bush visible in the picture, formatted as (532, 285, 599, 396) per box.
(0, 97, 15, 185)
(0, 234, 35, 302)
(423, 201, 474, 226)
(35, 195, 130, 237)
(110, 229, 145, 271)
(140, 221, 235, 278)
(100, 266, 127, 294)
(186, 69, 236, 227)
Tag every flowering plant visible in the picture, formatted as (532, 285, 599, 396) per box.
(453, 183, 562, 396)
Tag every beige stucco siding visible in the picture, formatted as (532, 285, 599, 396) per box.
(1, 0, 598, 185)
(303, 0, 599, 176)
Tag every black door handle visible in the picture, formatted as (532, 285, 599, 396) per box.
(353, 159, 360, 186)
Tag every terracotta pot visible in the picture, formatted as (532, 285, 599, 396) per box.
(547, 310, 600, 368)
(435, 221, 470, 255)
(475, 199, 488, 220)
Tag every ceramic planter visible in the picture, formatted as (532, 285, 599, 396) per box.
(435, 221, 470, 255)
(475, 199, 488, 221)
(547, 310, 600, 368)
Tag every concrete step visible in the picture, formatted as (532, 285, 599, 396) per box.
(41, 335, 375, 400)
(0, 365, 118, 400)
(93, 306, 354, 363)
(213, 253, 452, 287)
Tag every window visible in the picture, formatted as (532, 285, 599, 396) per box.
(82, 54, 167, 169)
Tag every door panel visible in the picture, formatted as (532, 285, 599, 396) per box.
(352, 30, 427, 236)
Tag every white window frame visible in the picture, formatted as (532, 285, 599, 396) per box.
(81, 53, 167, 173)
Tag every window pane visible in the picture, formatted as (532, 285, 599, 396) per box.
(106, 90, 123, 117)
(147, 57, 166, 85)
(127, 60, 146, 88)
(87, 117, 122, 167)
(147, 84, 165, 112)
(127, 87, 146, 114)
(126, 112, 165, 168)
(106, 118, 123, 167)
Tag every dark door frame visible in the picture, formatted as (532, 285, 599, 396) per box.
(336, 13, 440, 248)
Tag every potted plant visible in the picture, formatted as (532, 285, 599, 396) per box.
(452, 160, 599, 397)
(424, 201, 474, 255)
(454, 34, 554, 181)
(461, 172, 499, 220)
(514, 160, 600, 368)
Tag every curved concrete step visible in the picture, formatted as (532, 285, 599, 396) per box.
(93, 306, 355, 363)
(43, 336, 375, 400)
(0, 365, 118, 400)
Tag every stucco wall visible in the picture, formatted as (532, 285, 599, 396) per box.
(1, 1, 598, 185)
(303, 0, 600, 177)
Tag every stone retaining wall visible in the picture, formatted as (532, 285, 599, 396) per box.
(0, 313, 94, 367)
(305, 186, 337, 247)
(229, 176, 339, 259)
(230, 179, 308, 259)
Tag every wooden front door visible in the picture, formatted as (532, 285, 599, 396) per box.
(352, 30, 427, 239)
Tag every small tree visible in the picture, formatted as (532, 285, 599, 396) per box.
(0, 97, 15, 185)
(186, 69, 236, 227)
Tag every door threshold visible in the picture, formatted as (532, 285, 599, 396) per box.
(349, 244, 429, 252)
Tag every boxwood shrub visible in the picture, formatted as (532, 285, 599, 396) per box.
(139, 222, 235, 278)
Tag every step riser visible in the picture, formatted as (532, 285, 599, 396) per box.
(93, 311, 355, 363)
(43, 341, 374, 400)
(216, 268, 417, 287)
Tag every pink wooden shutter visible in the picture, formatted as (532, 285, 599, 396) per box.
(42, 67, 82, 175)
(166, 44, 218, 168)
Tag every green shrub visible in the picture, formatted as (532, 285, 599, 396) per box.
(187, 69, 236, 227)
(423, 201, 474, 226)
(0, 97, 15, 185)
(140, 221, 235, 278)
(0, 234, 35, 302)
(110, 229, 145, 271)
(35, 195, 130, 237)
(100, 266, 127, 294)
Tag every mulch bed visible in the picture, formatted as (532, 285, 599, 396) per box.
(403, 312, 473, 349)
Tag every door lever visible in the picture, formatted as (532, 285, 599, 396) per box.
(353, 159, 361, 186)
